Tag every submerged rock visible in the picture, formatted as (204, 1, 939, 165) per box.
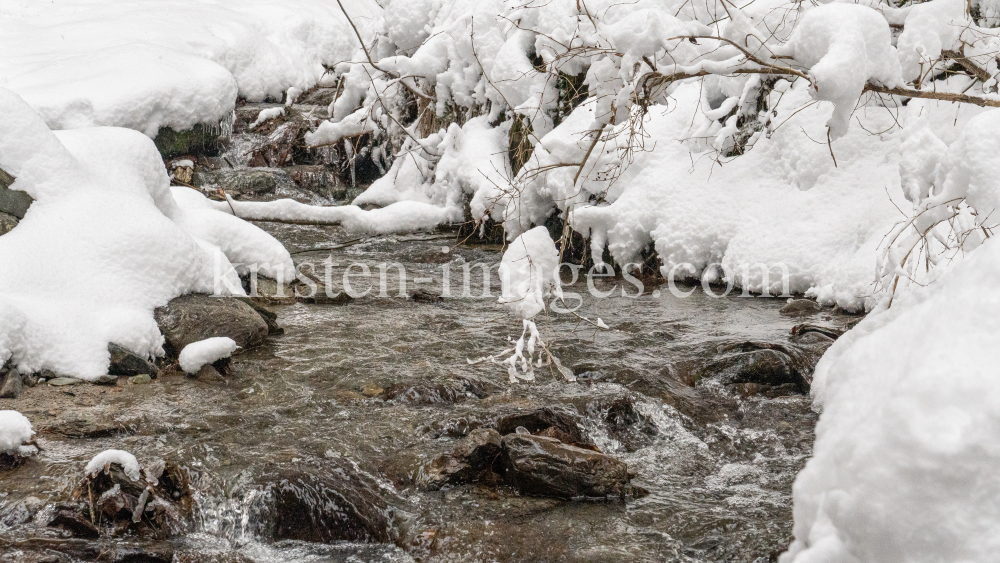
(603, 397, 659, 452)
(154, 294, 268, 356)
(780, 299, 822, 316)
(108, 343, 158, 377)
(500, 434, 633, 499)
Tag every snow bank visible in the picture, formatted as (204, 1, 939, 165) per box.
(178, 337, 239, 374)
(782, 235, 1000, 563)
(0, 0, 380, 136)
(0, 89, 292, 379)
(86, 449, 141, 482)
(0, 410, 33, 454)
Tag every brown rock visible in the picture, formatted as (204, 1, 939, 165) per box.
(500, 434, 632, 499)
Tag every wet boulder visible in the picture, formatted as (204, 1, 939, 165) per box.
(154, 294, 269, 356)
(603, 397, 659, 452)
(195, 168, 297, 198)
(379, 380, 483, 405)
(244, 461, 405, 545)
(418, 428, 503, 489)
(701, 342, 812, 394)
(500, 434, 633, 499)
(153, 123, 226, 160)
(108, 343, 158, 377)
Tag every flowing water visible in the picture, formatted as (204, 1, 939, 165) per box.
(0, 223, 857, 563)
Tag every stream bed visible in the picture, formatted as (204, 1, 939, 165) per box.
(0, 223, 857, 563)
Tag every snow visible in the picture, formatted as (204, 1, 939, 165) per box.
(86, 449, 141, 482)
(178, 337, 239, 374)
(782, 235, 1000, 563)
(250, 107, 286, 130)
(782, 3, 902, 139)
(0, 0, 380, 136)
(498, 226, 562, 321)
(0, 410, 33, 455)
(0, 89, 292, 379)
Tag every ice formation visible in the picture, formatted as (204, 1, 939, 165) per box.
(85, 449, 142, 482)
(0, 410, 33, 455)
(178, 337, 240, 374)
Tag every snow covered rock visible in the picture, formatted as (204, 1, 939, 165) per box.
(107, 343, 158, 377)
(178, 337, 239, 374)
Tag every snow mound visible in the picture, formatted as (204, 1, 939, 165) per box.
(0, 410, 33, 454)
(86, 449, 141, 482)
(179, 337, 239, 374)
(498, 226, 562, 321)
(0, 0, 380, 135)
(0, 89, 292, 379)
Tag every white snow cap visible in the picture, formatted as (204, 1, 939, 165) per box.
(178, 337, 240, 374)
(498, 227, 562, 320)
(0, 411, 34, 454)
(85, 449, 141, 482)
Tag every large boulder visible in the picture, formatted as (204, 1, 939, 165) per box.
(154, 294, 268, 356)
(0, 365, 22, 398)
(500, 434, 632, 499)
(0, 183, 32, 219)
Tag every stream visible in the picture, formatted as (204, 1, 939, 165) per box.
(0, 222, 857, 563)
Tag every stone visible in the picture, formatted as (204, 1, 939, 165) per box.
(154, 294, 269, 356)
(500, 434, 632, 499)
(1, 366, 22, 398)
(244, 461, 404, 544)
(379, 381, 474, 405)
(196, 168, 298, 197)
(153, 123, 226, 160)
(108, 343, 158, 377)
(48, 377, 85, 387)
(92, 375, 119, 386)
(0, 211, 18, 236)
(419, 428, 503, 489)
(194, 364, 224, 380)
(495, 408, 590, 446)
(295, 277, 354, 305)
(129, 374, 152, 385)
(0, 172, 33, 219)
(234, 297, 284, 334)
(243, 276, 296, 306)
(780, 299, 822, 316)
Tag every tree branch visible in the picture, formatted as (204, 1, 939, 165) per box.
(864, 83, 1000, 107)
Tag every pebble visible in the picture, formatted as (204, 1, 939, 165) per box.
(92, 375, 118, 385)
(129, 374, 152, 385)
(48, 377, 85, 386)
